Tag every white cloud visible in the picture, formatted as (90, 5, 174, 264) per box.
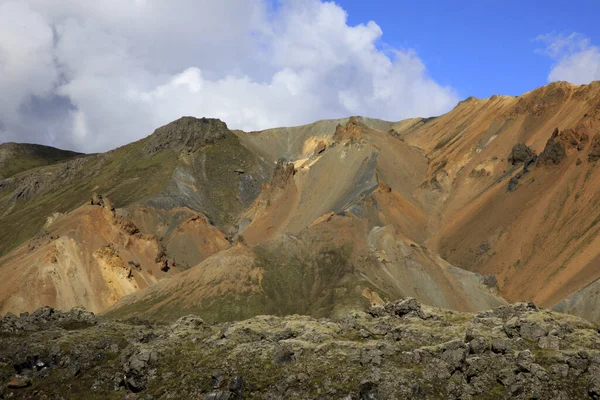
(0, 2, 57, 127)
(0, 0, 458, 153)
(537, 32, 600, 84)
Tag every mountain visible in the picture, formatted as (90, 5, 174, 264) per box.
(0, 143, 83, 179)
(2, 81, 600, 324)
(0, 117, 268, 313)
(401, 81, 600, 319)
(105, 116, 504, 322)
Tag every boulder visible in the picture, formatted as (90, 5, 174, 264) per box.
(174, 315, 205, 330)
(491, 339, 511, 354)
(508, 143, 536, 165)
(121, 349, 158, 392)
(538, 335, 560, 350)
(538, 127, 590, 166)
(537, 140, 566, 166)
(359, 381, 379, 400)
(469, 338, 489, 354)
(589, 134, 600, 162)
(388, 129, 403, 140)
(589, 374, 600, 399)
(508, 173, 521, 192)
(382, 298, 425, 318)
(90, 192, 115, 212)
(271, 159, 296, 189)
(519, 321, 547, 341)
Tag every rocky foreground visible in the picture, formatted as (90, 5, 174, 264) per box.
(1, 300, 600, 399)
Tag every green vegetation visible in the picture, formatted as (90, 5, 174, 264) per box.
(0, 139, 180, 256)
(0, 116, 270, 256)
(0, 144, 82, 179)
(256, 244, 356, 316)
(193, 131, 266, 230)
(106, 239, 381, 324)
(149, 339, 366, 399)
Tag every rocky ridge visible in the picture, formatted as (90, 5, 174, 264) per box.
(2, 300, 600, 399)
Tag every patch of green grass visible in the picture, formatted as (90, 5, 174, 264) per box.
(0, 146, 82, 179)
(490, 384, 504, 396)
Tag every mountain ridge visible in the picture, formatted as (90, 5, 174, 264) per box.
(2, 80, 600, 323)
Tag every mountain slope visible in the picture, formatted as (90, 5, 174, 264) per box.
(3, 81, 600, 323)
(0, 117, 271, 313)
(0, 117, 269, 258)
(0, 201, 173, 314)
(106, 117, 505, 322)
(399, 82, 600, 318)
(0, 142, 83, 179)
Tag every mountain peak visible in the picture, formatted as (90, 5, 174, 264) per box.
(143, 116, 230, 156)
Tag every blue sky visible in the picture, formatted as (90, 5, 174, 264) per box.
(336, 0, 600, 98)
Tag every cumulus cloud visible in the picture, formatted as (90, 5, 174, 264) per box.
(0, 0, 458, 153)
(536, 32, 600, 84)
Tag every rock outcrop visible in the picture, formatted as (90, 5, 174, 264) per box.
(270, 159, 296, 189)
(90, 192, 115, 212)
(2, 301, 600, 399)
(143, 117, 230, 156)
(508, 143, 536, 166)
(333, 116, 365, 144)
(313, 141, 327, 156)
(537, 127, 589, 166)
(589, 134, 600, 162)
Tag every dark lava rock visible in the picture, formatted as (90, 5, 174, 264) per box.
(2, 301, 600, 399)
(589, 134, 600, 162)
(508, 143, 536, 166)
(359, 381, 379, 400)
(272, 345, 295, 366)
(0, 306, 98, 334)
(481, 274, 498, 291)
(538, 127, 589, 166)
(121, 348, 158, 392)
(388, 129, 403, 141)
(206, 376, 243, 400)
(508, 173, 521, 192)
(537, 139, 567, 166)
(378, 297, 425, 318)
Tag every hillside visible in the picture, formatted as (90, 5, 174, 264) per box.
(106, 117, 504, 322)
(2, 81, 600, 324)
(400, 81, 600, 318)
(0, 143, 83, 179)
(0, 117, 269, 313)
